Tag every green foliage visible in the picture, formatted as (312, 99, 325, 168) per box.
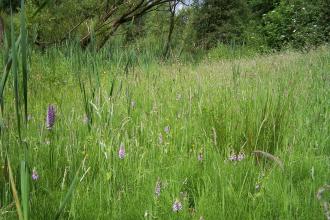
(193, 0, 250, 49)
(261, 0, 327, 49)
(319, 0, 330, 40)
(180, 0, 330, 52)
(249, 0, 280, 18)
(25, 0, 103, 43)
(0, 0, 20, 13)
(206, 43, 261, 60)
(2, 0, 330, 56)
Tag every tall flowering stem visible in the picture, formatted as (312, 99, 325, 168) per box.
(155, 178, 161, 197)
(164, 126, 170, 134)
(198, 152, 203, 162)
(118, 143, 126, 159)
(32, 168, 39, 181)
(46, 105, 56, 130)
(172, 199, 182, 212)
(228, 152, 245, 162)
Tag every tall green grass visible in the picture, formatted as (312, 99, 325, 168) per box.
(0, 29, 329, 219)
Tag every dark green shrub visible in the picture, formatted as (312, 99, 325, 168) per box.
(262, 0, 327, 50)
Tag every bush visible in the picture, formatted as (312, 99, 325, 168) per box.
(261, 0, 327, 50)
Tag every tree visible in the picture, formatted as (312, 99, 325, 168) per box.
(163, 0, 180, 58)
(193, 0, 250, 49)
(28, 0, 103, 47)
(0, 0, 20, 12)
(25, 0, 178, 50)
(319, 0, 330, 40)
(248, 0, 279, 18)
(262, 0, 327, 49)
(79, 0, 180, 50)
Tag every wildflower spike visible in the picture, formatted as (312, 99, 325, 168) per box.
(46, 105, 56, 130)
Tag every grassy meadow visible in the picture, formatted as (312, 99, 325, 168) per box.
(0, 45, 330, 219)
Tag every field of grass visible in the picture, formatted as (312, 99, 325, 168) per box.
(0, 46, 330, 219)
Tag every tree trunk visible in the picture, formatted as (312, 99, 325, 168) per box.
(163, 10, 175, 58)
(163, 2, 177, 59)
(97, 23, 121, 50)
(80, 33, 92, 49)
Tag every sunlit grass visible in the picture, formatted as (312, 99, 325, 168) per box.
(0, 45, 329, 219)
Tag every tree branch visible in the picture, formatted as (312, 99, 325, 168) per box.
(80, 0, 178, 50)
